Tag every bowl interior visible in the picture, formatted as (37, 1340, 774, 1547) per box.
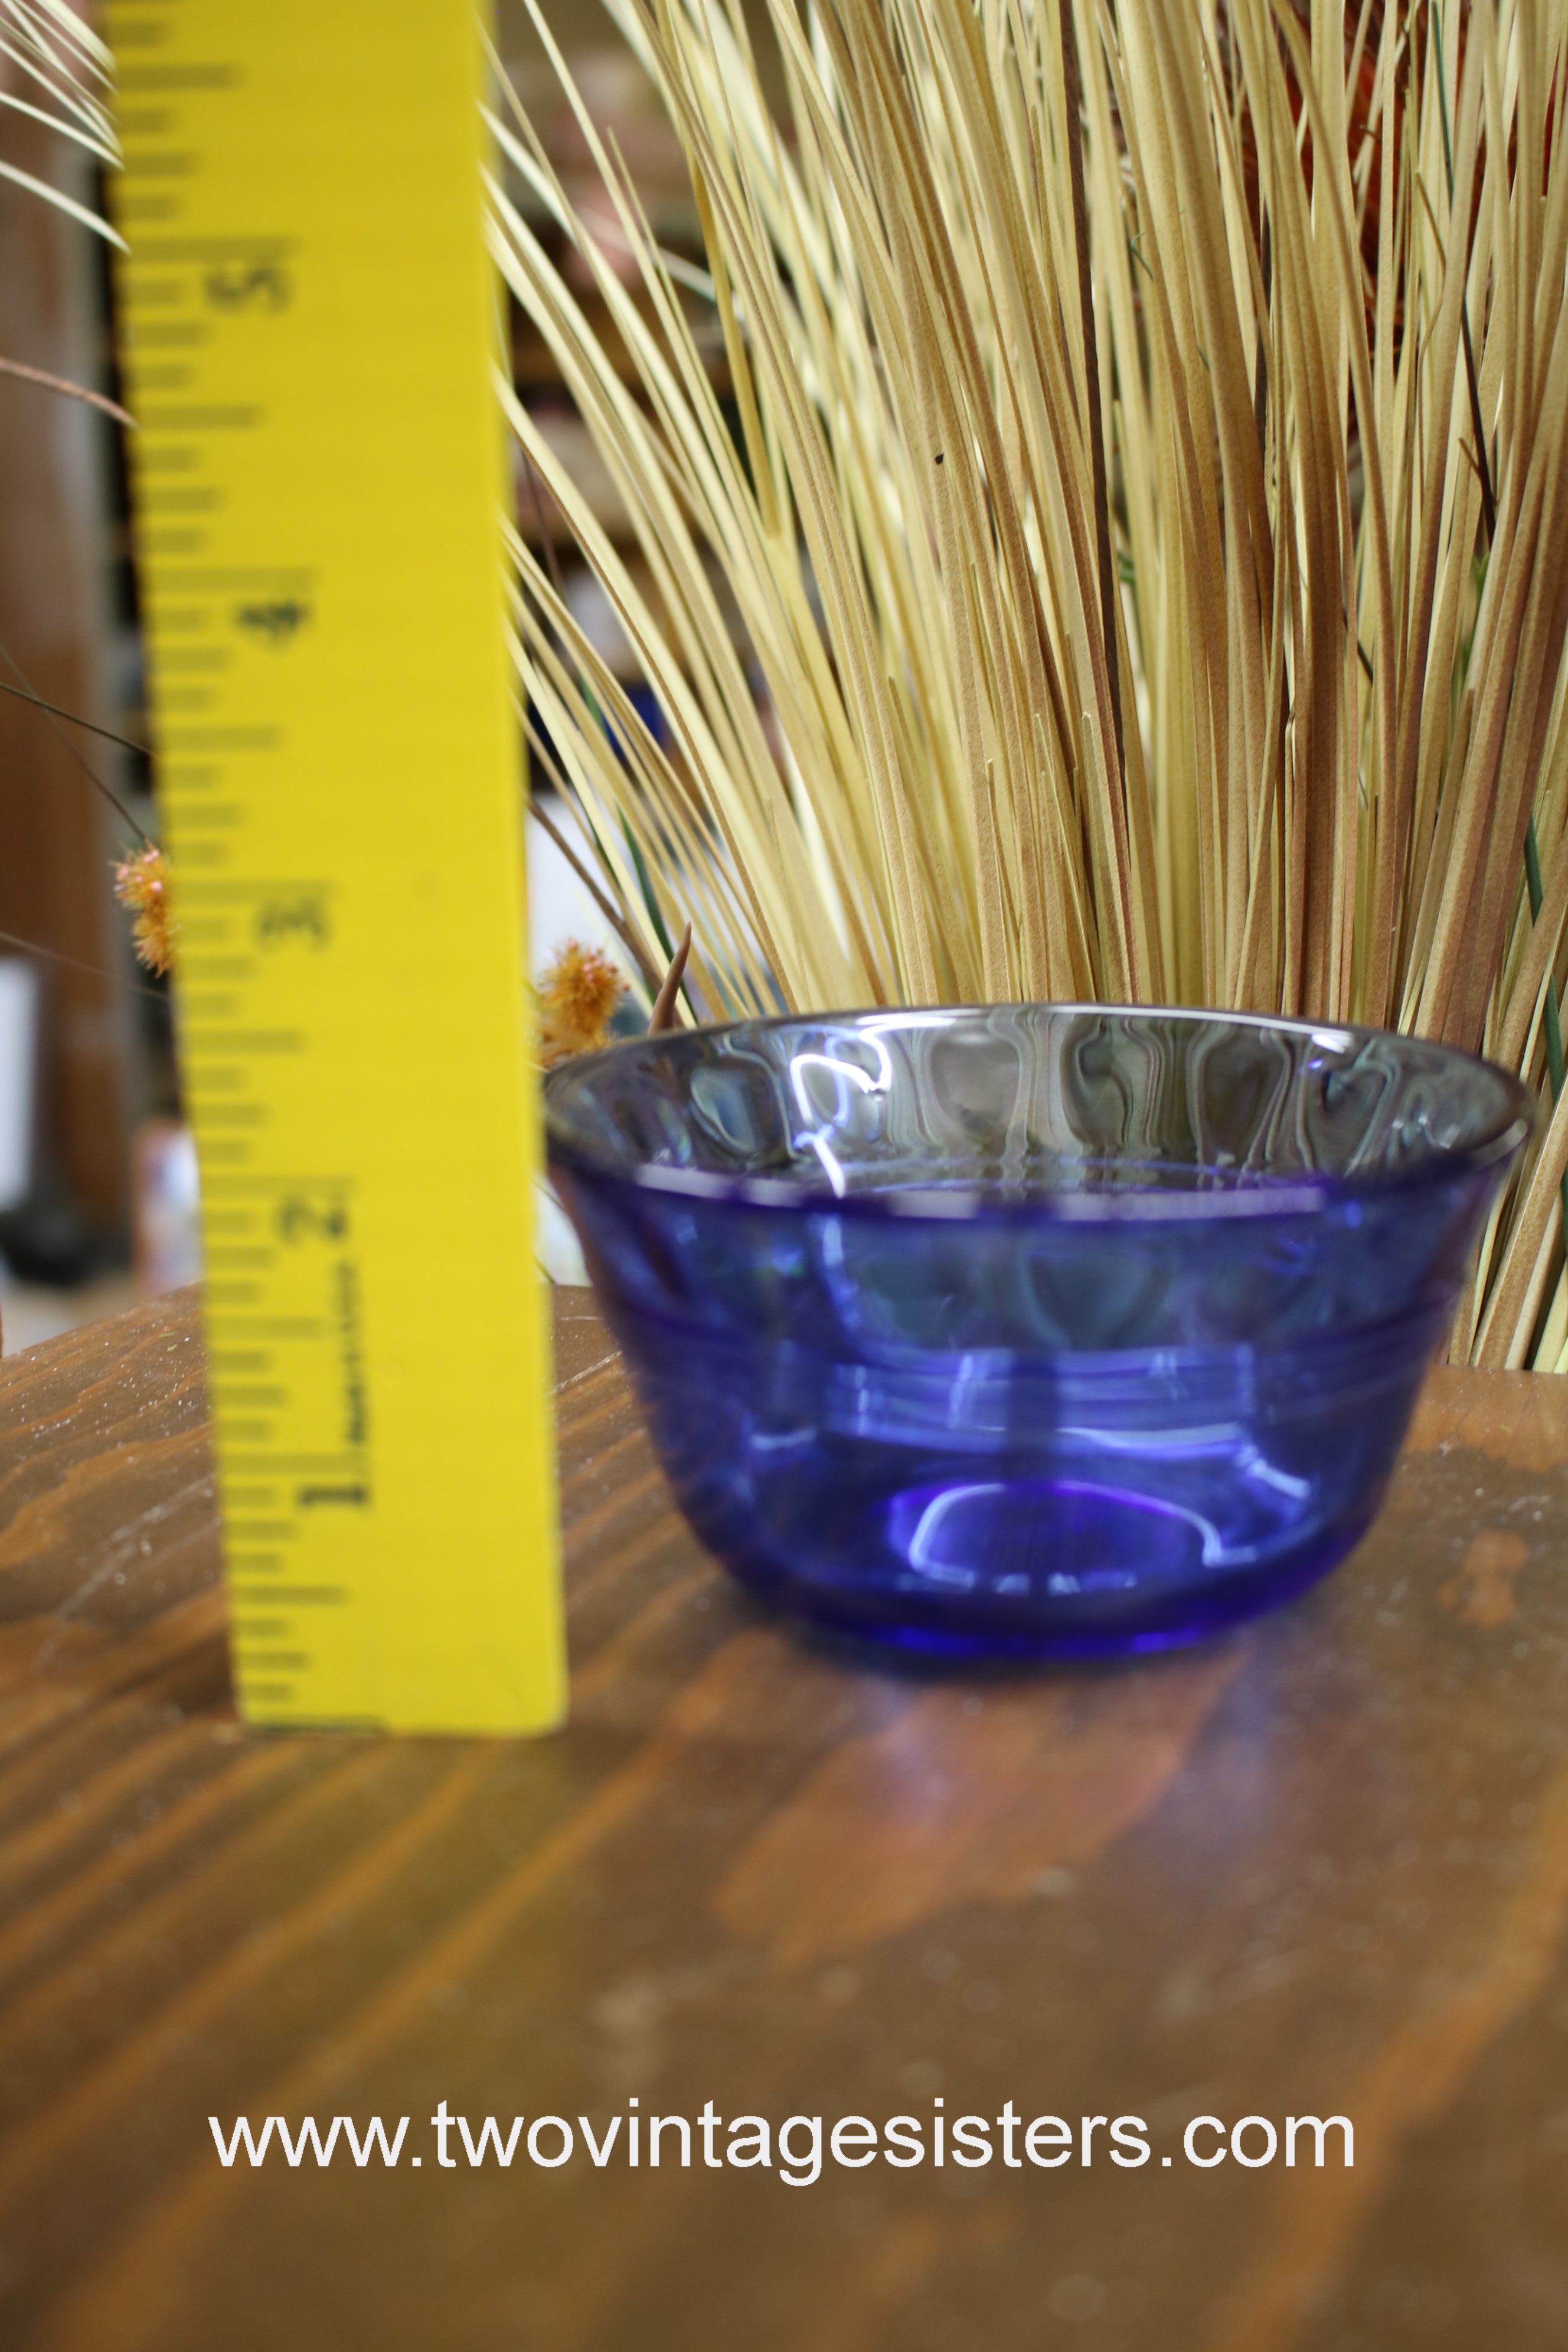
(544, 1006, 1530, 1204)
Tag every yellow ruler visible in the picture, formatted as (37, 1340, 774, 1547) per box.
(107, 0, 566, 1733)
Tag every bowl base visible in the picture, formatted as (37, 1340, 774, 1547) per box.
(721, 1487, 1376, 1658)
(616, 1308, 1438, 1661)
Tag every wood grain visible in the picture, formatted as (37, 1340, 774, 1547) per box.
(0, 1290, 1565, 2351)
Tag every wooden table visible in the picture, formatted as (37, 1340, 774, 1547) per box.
(1, 1290, 1566, 2352)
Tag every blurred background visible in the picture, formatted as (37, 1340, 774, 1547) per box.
(0, 0, 755, 1350)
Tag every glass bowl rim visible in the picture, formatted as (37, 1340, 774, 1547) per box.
(543, 1002, 1536, 1227)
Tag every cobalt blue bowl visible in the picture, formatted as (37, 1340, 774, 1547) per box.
(545, 1007, 1531, 1657)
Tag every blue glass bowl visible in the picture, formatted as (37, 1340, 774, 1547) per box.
(545, 1007, 1531, 1657)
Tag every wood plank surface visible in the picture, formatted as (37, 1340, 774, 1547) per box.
(0, 1288, 1565, 2351)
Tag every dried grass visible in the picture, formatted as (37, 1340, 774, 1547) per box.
(490, 0, 1568, 1370)
(0, 0, 121, 243)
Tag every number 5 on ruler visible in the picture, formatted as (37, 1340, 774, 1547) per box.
(109, 0, 567, 1733)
